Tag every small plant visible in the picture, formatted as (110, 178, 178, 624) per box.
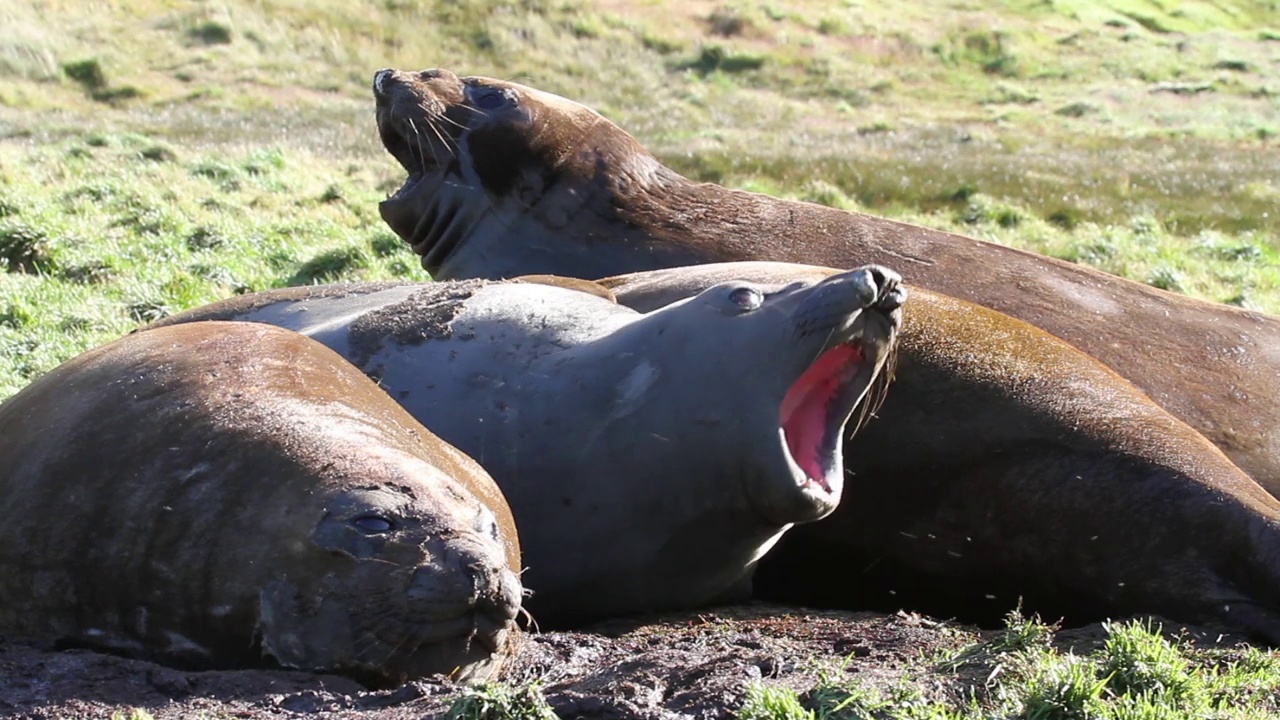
(1055, 101, 1097, 118)
(1100, 620, 1199, 705)
(1147, 267, 1183, 292)
(0, 222, 56, 274)
(739, 683, 814, 720)
(679, 45, 766, 75)
(62, 58, 107, 90)
(1019, 652, 1109, 719)
(446, 682, 557, 720)
(188, 20, 233, 45)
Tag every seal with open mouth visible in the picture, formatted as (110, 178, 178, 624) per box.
(150, 270, 904, 624)
(370, 66, 1280, 497)
(598, 261, 1280, 644)
(0, 321, 523, 685)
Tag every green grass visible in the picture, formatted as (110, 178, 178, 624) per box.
(0, 134, 418, 398)
(446, 681, 558, 720)
(739, 614, 1280, 720)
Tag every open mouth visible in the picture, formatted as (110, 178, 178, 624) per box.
(779, 341, 868, 496)
(378, 117, 432, 201)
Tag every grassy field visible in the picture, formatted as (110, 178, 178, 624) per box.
(3, 0, 1280, 713)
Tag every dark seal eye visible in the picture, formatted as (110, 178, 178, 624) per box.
(351, 515, 394, 534)
(472, 89, 509, 110)
(728, 287, 764, 312)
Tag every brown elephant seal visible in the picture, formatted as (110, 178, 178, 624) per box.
(371, 66, 1280, 496)
(594, 261, 1280, 642)
(0, 321, 523, 685)
(150, 270, 904, 625)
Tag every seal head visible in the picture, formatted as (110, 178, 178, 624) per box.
(373, 67, 698, 279)
(0, 322, 523, 685)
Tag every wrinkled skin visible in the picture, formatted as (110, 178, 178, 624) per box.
(151, 273, 903, 626)
(0, 322, 523, 685)
(370, 66, 1280, 497)
(600, 262, 1280, 643)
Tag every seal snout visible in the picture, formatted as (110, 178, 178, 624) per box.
(372, 68, 397, 98)
(405, 538, 522, 636)
(777, 264, 905, 503)
(792, 265, 904, 339)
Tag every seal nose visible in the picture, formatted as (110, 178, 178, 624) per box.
(372, 68, 399, 97)
(407, 541, 523, 625)
(864, 265, 906, 313)
(791, 265, 904, 339)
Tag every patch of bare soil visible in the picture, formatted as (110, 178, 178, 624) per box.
(0, 604, 1251, 720)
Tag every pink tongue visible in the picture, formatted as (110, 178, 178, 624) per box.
(780, 344, 863, 491)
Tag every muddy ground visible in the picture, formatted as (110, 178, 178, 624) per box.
(0, 603, 1252, 720)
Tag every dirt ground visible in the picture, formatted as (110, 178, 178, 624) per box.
(0, 603, 1253, 720)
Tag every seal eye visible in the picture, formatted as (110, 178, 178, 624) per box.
(728, 287, 764, 312)
(351, 516, 394, 534)
(472, 89, 508, 111)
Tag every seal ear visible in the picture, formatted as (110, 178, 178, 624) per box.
(512, 275, 617, 304)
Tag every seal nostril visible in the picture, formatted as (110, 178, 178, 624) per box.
(879, 287, 907, 313)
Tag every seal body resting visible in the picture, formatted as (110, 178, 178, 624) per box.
(370, 66, 1280, 496)
(595, 262, 1280, 642)
(0, 322, 523, 685)
(150, 271, 904, 625)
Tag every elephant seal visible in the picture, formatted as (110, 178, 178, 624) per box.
(597, 262, 1280, 643)
(150, 270, 905, 625)
(370, 66, 1280, 496)
(0, 321, 523, 685)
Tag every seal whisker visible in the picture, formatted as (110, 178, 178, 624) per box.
(424, 117, 458, 160)
(405, 118, 439, 169)
(437, 112, 471, 131)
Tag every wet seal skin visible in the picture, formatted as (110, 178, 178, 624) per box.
(150, 270, 904, 626)
(0, 322, 523, 686)
(369, 66, 1280, 497)
(599, 261, 1280, 644)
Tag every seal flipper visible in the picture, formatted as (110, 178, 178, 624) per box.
(512, 275, 617, 304)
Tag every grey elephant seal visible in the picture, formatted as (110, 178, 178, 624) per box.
(370, 66, 1280, 496)
(0, 322, 523, 685)
(151, 270, 905, 625)
(597, 262, 1280, 643)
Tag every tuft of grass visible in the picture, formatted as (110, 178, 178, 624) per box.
(678, 44, 767, 76)
(446, 682, 557, 720)
(0, 221, 57, 274)
(1100, 620, 1201, 708)
(1018, 652, 1110, 719)
(62, 58, 106, 90)
(739, 683, 814, 720)
(187, 20, 233, 45)
(289, 246, 372, 285)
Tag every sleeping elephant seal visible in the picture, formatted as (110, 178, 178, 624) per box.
(0, 322, 522, 685)
(598, 262, 1280, 642)
(149, 269, 905, 625)
(369, 66, 1280, 496)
